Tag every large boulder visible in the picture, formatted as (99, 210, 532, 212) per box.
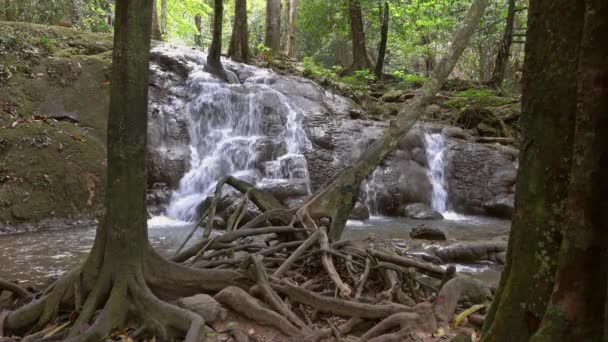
(445, 142, 517, 217)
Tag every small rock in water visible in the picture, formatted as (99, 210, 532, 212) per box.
(349, 202, 370, 220)
(410, 225, 447, 241)
(402, 203, 444, 220)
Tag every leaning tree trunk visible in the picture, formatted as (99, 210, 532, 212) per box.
(284, 0, 298, 58)
(298, 0, 489, 242)
(344, 0, 374, 74)
(480, 0, 586, 341)
(489, 0, 515, 88)
(151, 0, 162, 40)
(374, 1, 389, 79)
(527, 2, 608, 341)
(2, 1, 240, 340)
(265, 0, 281, 54)
(228, 0, 250, 63)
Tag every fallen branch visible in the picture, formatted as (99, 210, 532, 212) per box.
(368, 249, 446, 279)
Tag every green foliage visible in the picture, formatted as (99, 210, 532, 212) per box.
(392, 70, 427, 88)
(341, 69, 376, 89)
(302, 57, 339, 79)
(39, 36, 58, 51)
(444, 88, 515, 109)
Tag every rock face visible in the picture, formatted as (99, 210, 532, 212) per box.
(445, 142, 518, 217)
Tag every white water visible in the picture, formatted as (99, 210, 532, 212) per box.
(165, 65, 312, 221)
(424, 131, 464, 220)
(362, 168, 385, 217)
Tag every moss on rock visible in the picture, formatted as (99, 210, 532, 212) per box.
(0, 22, 112, 227)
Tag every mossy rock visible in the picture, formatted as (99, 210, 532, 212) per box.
(443, 88, 517, 110)
(0, 22, 112, 225)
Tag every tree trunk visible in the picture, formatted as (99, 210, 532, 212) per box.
(207, 0, 224, 67)
(228, 0, 250, 63)
(265, 0, 281, 54)
(480, 0, 586, 340)
(4, 0, 13, 21)
(3, 1, 240, 339)
(489, 0, 516, 88)
(151, 0, 163, 40)
(194, 13, 203, 47)
(300, 0, 489, 241)
(160, 0, 167, 35)
(284, 0, 298, 58)
(345, 0, 373, 73)
(374, 2, 389, 79)
(528, 1, 608, 340)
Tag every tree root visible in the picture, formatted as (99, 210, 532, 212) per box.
(359, 310, 437, 342)
(214, 286, 302, 337)
(319, 228, 352, 297)
(433, 276, 492, 324)
(0, 279, 31, 300)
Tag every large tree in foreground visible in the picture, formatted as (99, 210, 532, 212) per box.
(482, 0, 608, 340)
(2, 1, 239, 341)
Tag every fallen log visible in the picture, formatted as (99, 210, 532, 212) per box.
(368, 249, 446, 279)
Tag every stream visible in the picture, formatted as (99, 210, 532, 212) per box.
(0, 215, 509, 286)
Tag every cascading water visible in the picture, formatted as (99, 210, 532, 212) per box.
(424, 131, 463, 220)
(165, 63, 312, 221)
(362, 168, 384, 217)
(424, 132, 449, 212)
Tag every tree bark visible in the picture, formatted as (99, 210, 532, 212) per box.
(374, 2, 389, 79)
(345, 0, 373, 73)
(300, 0, 489, 241)
(4, 0, 12, 21)
(265, 0, 281, 54)
(528, 1, 608, 340)
(284, 0, 298, 58)
(480, 0, 586, 340)
(206, 0, 228, 80)
(489, 0, 516, 88)
(151, 0, 163, 40)
(194, 13, 203, 47)
(228, 0, 250, 63)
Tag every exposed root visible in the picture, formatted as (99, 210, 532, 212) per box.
(214, 286, 302, 337)
(359, 310, 437, 342)
(0, 279, 31, 300)
(433, 276, 492, 324)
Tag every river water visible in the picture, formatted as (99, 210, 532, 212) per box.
(0, 215, 509, 286)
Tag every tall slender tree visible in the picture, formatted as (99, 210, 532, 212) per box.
(206, 0, 227, 79)
(374, 1, 389, 79)
(160, 0, 167, 35)
(284, 0, 298, 58)
(228, 0, 250, 63)
(489, 0, 516, 88)
(265, 0, 281, 54)
(2, 1, 239, 340)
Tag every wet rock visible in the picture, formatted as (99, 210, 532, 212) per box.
(349, 202, 370, 220)
(401, 203, 444, 220)
(176, 294, 227, 323)
(410, 225, 447, 240)
(446, 142, 517, 216)
(430, 241, 508, 264)
(443, 126, 470, 140)
(483, 194, 514, 218)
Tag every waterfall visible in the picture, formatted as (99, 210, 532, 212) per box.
(362, 168, 384, 217)
(424, 132, 449, 213)
(166, 66, 312, 221)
